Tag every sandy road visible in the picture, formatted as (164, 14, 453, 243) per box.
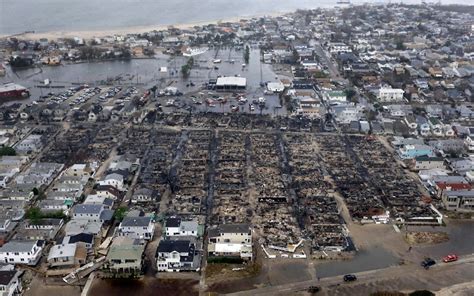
(226, 254, 474, 296)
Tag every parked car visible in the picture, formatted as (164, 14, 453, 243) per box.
(443, 254, 458, 263)
(307, 286, 320, 293)
(343, 274, 357, 282)
(421, 258, 436, 269)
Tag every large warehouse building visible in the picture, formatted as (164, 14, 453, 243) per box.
(215, 77, 247, 91)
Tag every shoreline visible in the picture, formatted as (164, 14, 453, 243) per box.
(0, 11, 287, 41)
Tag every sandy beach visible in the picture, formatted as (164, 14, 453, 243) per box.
(0, 12, 286, 41)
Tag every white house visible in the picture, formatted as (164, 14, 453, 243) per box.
(63, 163, 95, 178)
(98, 173, 125, 191)
(156, 239, 200, 272)
(0, 269, 23, 296)
(378, 87, 404, 102)
(332, 105, 362, 124)
(0, 219, 11, 232)
(429, 117, 444, 137)
(329, 42, 352, 54)
(413, 156, 445, 171)
(165, 217, 199, 237)
(131, 188, 156, 204)
(0, 240, 44, 265)
(13, 135, 43, 154)
(465, 135, 474, 153)
(47, 243, 86, 267)
(324, 91, 347, 103)
(118, 216, 155, 241)
(207, 224, 253, 260)
(71, 204, 113, 224)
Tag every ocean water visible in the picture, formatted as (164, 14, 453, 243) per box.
(0, 0, 330, 34)
(0, 0, 466, 35)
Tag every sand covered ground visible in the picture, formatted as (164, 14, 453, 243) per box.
(0, 12, 284, 41)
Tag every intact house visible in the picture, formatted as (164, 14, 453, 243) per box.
(324, 91, 347, 104)
(207, 224, 252, 260)
(83, 195, 114, 209)
(71, 204, 113, 224)
(412, 156, 445, 171)
(118, 215, 155, 241)
(378, 87, 404, 102)
(62, 233, 95, 251)
(14, 218, 64, 241)
(131, 187, 158, 204)
(0, 269, 23, 296)
(156, 238, 201, 272)
(436, 182, 472, 198)
(98, 173, 125, 191)
(93, 185, 121, 200)
(442, 190, 474, 212)
(13, 134, 43, 155)
(47, 243, 87, 268)
(164, 217, 199, 237)
(398, 144, 435, 159)
(0, 240, 44, 265)
(103, 236, 145, 277)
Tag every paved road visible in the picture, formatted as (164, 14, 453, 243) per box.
(313, 41, 342, 83)
(226, 254, 474, 296)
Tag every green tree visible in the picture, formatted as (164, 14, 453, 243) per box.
(292, 49, 300, 64)
(181, 57, 194, 79)
(345, 88, 358, 103)
(25, 207, 43, 224)
(244, 45, 250, 64)
(0, 146, 16, 156)
(395, 39, 406, 50)
(114, 207, 128, 222)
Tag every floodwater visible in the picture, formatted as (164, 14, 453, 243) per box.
(88, 277, 199, 296)
(316, 246, 400, 278)
(1, 48, 285, 115)
(408, 220, 474, 258)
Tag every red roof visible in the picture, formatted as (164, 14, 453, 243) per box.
(436, 183, 472, 191)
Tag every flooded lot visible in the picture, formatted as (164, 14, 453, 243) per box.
(88, 277, 199, 296)
(1, 48, 284, 115)
(315, 246, 400, 278)
(409, 220, 474, 258)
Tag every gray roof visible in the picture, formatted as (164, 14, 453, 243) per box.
(180, 221, 198, 232)
(208, 223, 250, 237)
(73, 204, 103, 215)
(99, 209, 114, 221)
(0, 270, 18, 285)
(444, 190, 474, 197)
(0, 240, 43, 253)
(121, 216, 152, 227)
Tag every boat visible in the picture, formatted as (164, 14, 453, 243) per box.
(0, 83, 30, 99)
